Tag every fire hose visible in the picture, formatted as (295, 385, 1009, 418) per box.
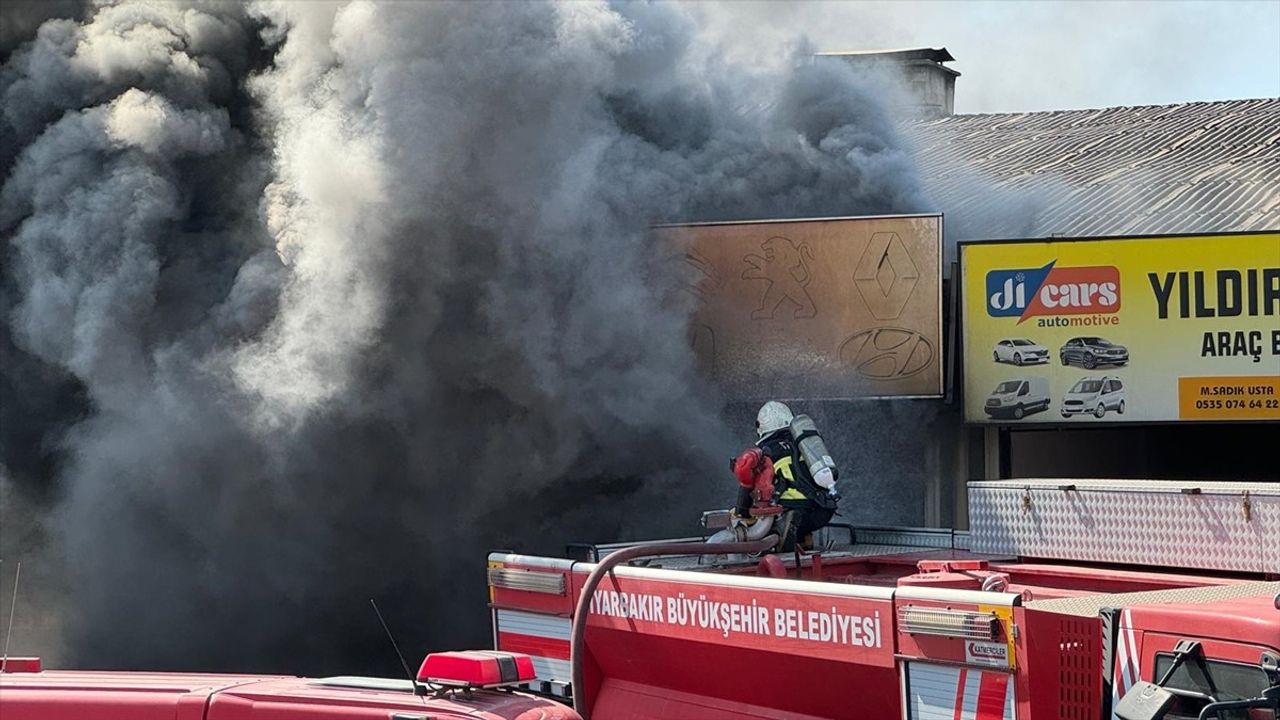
(570, 536, 779, 719)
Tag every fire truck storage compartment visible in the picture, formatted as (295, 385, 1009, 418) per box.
(904, 663, 1014, 720)
(564, 561, 901, 719)
(967, 479, 1280, 573)
(1015, 605, 1103, 720)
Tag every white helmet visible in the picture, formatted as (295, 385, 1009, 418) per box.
(756, 401, 793, 438)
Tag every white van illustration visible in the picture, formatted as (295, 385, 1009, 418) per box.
(1060, 376, 1126, 418)
(983, 377, 1050, 420)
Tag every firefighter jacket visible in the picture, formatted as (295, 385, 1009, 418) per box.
(757, 430, 838, 511)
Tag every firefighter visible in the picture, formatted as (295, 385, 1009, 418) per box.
(753, 400, 839, 552)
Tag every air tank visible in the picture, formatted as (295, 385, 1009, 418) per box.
(788, 414, 837, 492)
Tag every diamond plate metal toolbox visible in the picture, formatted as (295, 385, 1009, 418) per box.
(967, 479, 1280, 573)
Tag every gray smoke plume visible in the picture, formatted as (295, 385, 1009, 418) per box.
(0, 1, 88, 63)
(1, 1, 925, 673)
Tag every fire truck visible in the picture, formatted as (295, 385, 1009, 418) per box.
(487, 479, 1280, 719)
(0, 650, 582, 719)
(3, 481, 1276, 720)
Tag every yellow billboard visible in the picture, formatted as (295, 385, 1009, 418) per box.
(658, 214, 942, 400)
(961, 232, 1280, 424)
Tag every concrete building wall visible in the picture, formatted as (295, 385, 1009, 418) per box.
(722, 399, 966, 529)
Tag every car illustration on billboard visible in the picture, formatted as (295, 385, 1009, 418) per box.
(983, 377, 1051, 419)
(992, 338, 1049, 366)
(1059, 336, 1129, 369)
(1060, 376, 1126, 418)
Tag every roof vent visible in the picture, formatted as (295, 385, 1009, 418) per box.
(816, 47, 959, 118)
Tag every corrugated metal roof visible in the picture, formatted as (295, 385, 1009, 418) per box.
(908, 98, 1280, 239)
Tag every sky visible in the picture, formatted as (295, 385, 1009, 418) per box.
(694, 0, 1280, 114)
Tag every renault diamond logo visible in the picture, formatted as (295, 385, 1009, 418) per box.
(853, 232, 919, 320)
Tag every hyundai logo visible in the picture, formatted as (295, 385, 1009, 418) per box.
(839, 327, 934, 379)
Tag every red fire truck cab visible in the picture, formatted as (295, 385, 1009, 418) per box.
(0, 651, 582, 720)
(487, 479, 1280, 719)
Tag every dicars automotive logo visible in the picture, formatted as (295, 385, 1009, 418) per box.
(986, 261, 1121, 323)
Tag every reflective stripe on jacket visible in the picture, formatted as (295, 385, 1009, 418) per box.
(773, 455, 809, 501)
(758, 432, 814, 503)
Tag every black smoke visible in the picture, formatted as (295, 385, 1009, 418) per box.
(0, 1, 88, 64)
(1, 1, 925, 673)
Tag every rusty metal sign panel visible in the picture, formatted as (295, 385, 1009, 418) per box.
(659, 214, 942, 399)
